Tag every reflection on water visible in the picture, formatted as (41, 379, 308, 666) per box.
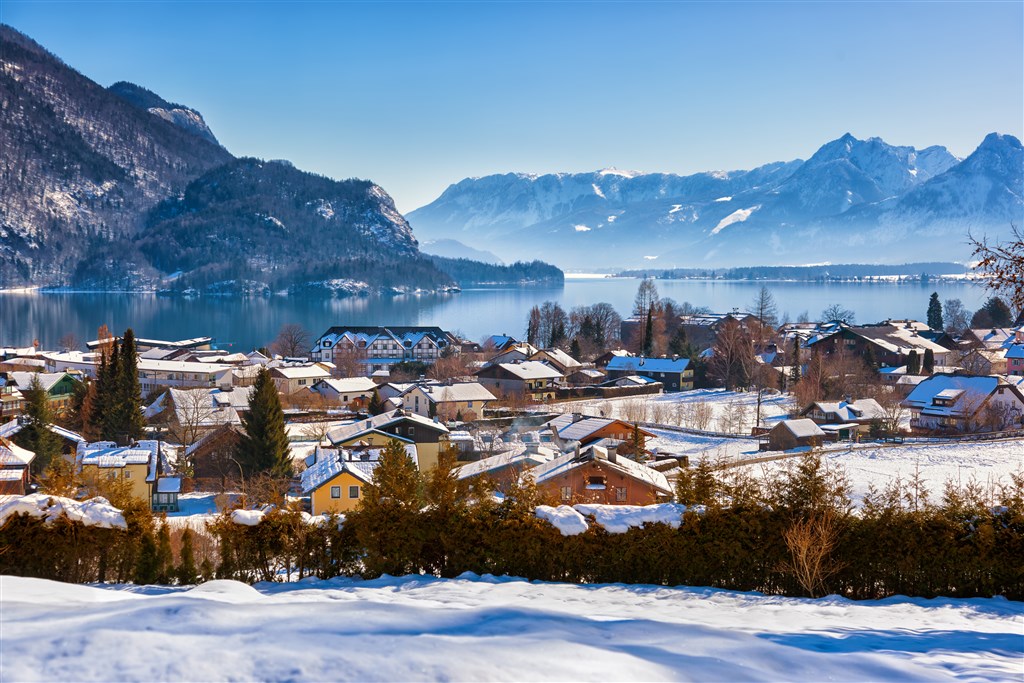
(1, 278, 988, 351)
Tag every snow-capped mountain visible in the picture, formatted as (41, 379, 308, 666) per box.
(407, 133, 1022, 269)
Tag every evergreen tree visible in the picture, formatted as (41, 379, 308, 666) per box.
(642, 308, 654, 356)
(367, 388, 385, 416)
(863, 343, 878, 372)
(789, 338, 801, 385)
(353, 438, 423, 576)
(95, 341, 118, 441)
(667, 325, 690, 358)
(177, 528, 198, 584)
(569, 337, 582, 362)
(526, 306, 541, 346)
(135, 530, 159, 585)
(927, 292, 943, 330)
(549, 317, 566, 349)
(907, 350, 921, 375)
(923, 348, 935, 375)
(235, 367, 292, 478)
(156, 521, 173, 584)
(110, 328, 145, 445)
(14, 374, 61, 474)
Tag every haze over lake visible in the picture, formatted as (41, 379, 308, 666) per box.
(1, 278, 989, 352)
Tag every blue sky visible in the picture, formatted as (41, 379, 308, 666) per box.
(3, 1, 1022, 212)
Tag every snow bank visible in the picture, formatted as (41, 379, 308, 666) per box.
(1, 574, 1020, 682)
(0, 494, 126, 529)
(536, 503, 688, 536)
(536, 505, 588, 535)
(574, 503, 687, 533)
(227, 508, 341, 528)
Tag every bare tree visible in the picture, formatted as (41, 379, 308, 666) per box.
(970, 224, 1024, 315)
(943, 298, 971, 337)
(709, 319, 755, 390)
(58, 333, 81, 352)
(783, 510, 843, 597)
(270, 324, 311, 359)
(821, 304, 856, 324)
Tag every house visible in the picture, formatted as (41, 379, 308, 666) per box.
(594, 349, 632, 369)
(806, 321, 951, 369)
(565, 367, 605, 386)
(902, 374, 1024, 433)
(605, 355, 692, 392)
(0, 436, 35, 495)
(86, 336, 214, 353)
(961, 328, 1015, 350)
(0, 418, 85, 462)
(310, 326, 460, 373)
(76, 440, 179, 511)
(544, 413, 655, 449)
(326, 409, 450, 471)
(5, 371, 81, 416)
(484, 334, 520, 352)
(269, 364, 332, 396)
(1005, 345, 1024, 377)
(959, 348, 1009, 376)
(308, 377, 378, 409)
(301, 444, 418, 515)
(186, 423, 245, 486)
(400, 381, 497, 420)
(600, 374, 662, 390)
(42, 352, 234, 393)
(528, 348, 582, 375)
(0, 376, 25, 417)
(800, 398, 886, 441)
(765, 419, 825, 451)
(475, 361, 563, 402)
(483, 343, 540, 368)
(456, 436, 557, 493)
(145, 387, 249, 444)
(527, 444, 673, 505)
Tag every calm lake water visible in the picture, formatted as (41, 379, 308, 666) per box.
(0, 278, 990, 352)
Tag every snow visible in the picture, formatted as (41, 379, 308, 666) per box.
(591, 183, 605, 199)
(230, 508, 267, 526)
(535, 504, 588, 535)
(573, 503, 687, 533)
(2, 574, 1020, 682)
(0, 494, 126, 529)
(710, 205, 761, 235)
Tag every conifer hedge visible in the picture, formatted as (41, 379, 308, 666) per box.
(2, 452, 1021, 600)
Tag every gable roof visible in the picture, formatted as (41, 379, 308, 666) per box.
(300, 444, 418, 492)
(803, 398, 885, 422)
(407, 382, 497, 404)
(325, 409, 449, 445)
(606, 356, 690, 373)
(774, 419, 826, 439)
(902, 374, 1016, 417)
(7, 371, 78, 393)
(545, 415, 652, 444)
(528, 446, 672, 495)
(313, 377, 378, 394)
(456, 448, 556, 480)
(489, 361, 563, 381)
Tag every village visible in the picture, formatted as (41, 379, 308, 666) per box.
(2, 280, 1023, 520)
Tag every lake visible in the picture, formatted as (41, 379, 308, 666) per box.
(0, 278, 991, 352)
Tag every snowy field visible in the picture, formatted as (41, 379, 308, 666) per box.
(2, 574, 1020, 682)
(549, 388, 795, 434)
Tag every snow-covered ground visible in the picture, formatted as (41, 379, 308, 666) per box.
(2, 574, 1020, 682)
(549, 388, 795, 434)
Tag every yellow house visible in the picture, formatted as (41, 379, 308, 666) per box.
(326, 409, 449, 472)
(301, 443, 419, 515)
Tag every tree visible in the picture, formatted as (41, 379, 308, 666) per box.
(789, 337, 802, 385)
(14, 374, 61, 474)
(177, 528, 199, 585)
(969, 224, 1024, 315)
(907, 350, 921, 375)
(708, 319, 755, 390)
(927, 293, 943, 330)
(569, 337, 582, 362)
(750, 286, 779, 329)
(923, 348, 935, 375)
(821, 304, 855, 324)
(58, 333, 80, 352)
(970, 296, 1013, 328)
(109, 328, 145, 445)
(526, 306, 541, 346)
(270, 323, 311, 359)
(235, 367, 292, 478)
(642, 308, 654, 356)
(943, 299, 970, 337)
(633, 277, 660, 353)
(367, 388, 386, 416)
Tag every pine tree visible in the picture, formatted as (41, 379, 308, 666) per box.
(569, 337, 582, 362)
(235, 367, 292, 478)
(15, 374, 62, 474)
(526, 306, 541, 346)
(923, 348, 935, 374)
(367, 388, 385, 416)
(135, 530, 159, 585)
(927, 292, 943, 330)
(110, 328, 145, 445)
(96, 340, 119, 441)
(177, 528, 198, 584)
(789, 338, 801, 385)
(156, 521, 173, 584)
(907, 350, 921, 375)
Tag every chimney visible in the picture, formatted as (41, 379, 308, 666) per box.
(607, 443, 617, 464)
(572, 412, 584, 423)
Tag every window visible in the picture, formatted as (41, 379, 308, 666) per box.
(349, 485, 360, 499)
(616, 487, 627, 502)
(408, 427, 415, 437)
(330, 486, 341, 499)
(560, 486, 572, 501)
(124, 470, 131, 479)
(587, 475, 607, 490)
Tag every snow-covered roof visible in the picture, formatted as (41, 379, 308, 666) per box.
(314, 377, 377, 394)
(776, 419, 826, 439)
(0, 437, 34, 466)
(606, 356, 689, 373)
(7, 371, 77, 392)
(300, 444, 418, 492)
(528, 446, 671, 495)
(804, 398, 885, 422)
(156, 477, 182, 494)
(77, 441, 159, 480)
(493, 361, 563, 380)
(409, 382, 497, 404)
(545, 415, 647, 444)
(531, 348, 581, 370)
(325, 409, 448, 444)
(902, 375, 1007, 417)
(272, 365, 332, 380)
(457, 448, 556, 480)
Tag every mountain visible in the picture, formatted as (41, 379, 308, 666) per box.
(420, 238, 503, 264)
(0, 25, 232, 286)
(0, 25, 512, 293)
(408, 134, 1022, 269)
(107, 81, 221, 146)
